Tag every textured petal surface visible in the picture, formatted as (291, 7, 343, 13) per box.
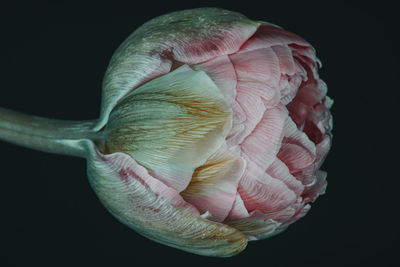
(229, 91, 266, 145)
(278, 118, 316, 172)
(104, 66, 232, 192)
(225, 217, 280, 241)
(240, 24, 311, 51)
(181, 143, 246, 222)
(226, 193, 249, 220)
(238, 155, 297, 214)
(272, 45, 296, 75)
(96, 8, 258, 131)
(85, 141, 247, 257)
(191, 55, 237, 105)
(221, 22, 332, 239)
(240, 104, 288, 171)
(302, 170, 328, 203)
(91, 13, 333, 247)
(266, 158, 304, 196)
(230, 46, 280, 89)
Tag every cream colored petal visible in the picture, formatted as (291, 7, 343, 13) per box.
(104, 65, 233, 192)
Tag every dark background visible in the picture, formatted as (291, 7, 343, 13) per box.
(0, 1, 397, 266)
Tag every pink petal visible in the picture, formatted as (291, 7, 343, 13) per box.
(192, 55, 237, 104)
(240, 104, 288, 171)
(292, 165, 318, 187)
(240, 24, 311, 52)
(277, 51, 308, 106)
(226, 193, 250, 220)
(278, 118, 316, 172)
(302, 170, 328, 203)
(192, 56, 248, 141)
(266, 158, 304, 196)
(287, 100, 311, 127)
(226, 101, 247, 144)
(283, 117, 316, 153)
(181, 144, 246, 222)
(238, 156, 297, 214)
(312, 102, 333, 134)
(279, 203, 311, 227)
(290, 44, 320, 69)
(230, 46, 280, 89)
(237, 80, 280, 107)
(278, 143, 316, 173)
(250, 207, 296, 226)
(272, 44, 296, 75)
(314, 134, 332, 169)
(302, 103, 332, 144)
(293, 69, 328, 107)
(171, 21, 258, 64)
(229, 91, 266, 145)
(291, 134, 330, 188)
(279, 74, 303, 105)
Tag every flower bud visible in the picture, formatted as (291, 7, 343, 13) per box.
(87, 7, 333, 256)
(0, 8, 332, 257)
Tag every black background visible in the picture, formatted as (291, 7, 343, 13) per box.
(0, 1, 397, 266)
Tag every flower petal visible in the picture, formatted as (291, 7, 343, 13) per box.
(240, 104, 288, 171)
(302, 170, 328, 203)
(192, 55, 247, 138)
(230, 46, 280, 89)
(279, 203, 311, 227)
(272, 44, 296, 75)
(226, 193, 249, 220)
(238, 155, 297, 214)
(192, 55, 237, 105)
(292, 68, 328, 107)
(279, 74, 303, 105)
(96, 8, 258, 131)
(266, 158, 304, 196)
(240, 24, 311, 51)
(279, 58, 307, 106)
(314, 134, 332, 169)
(181, 143, 246, 222)
(104, 66, 232, 192)
(225, 217, 280, 241)
(262, 206, 297, 224)
(85, 141, 247, 257)
(291, 134, 331, 189)
(277, 118, 316, 172)
(229, 91, 266, 146)
(287, 99, 311, 127)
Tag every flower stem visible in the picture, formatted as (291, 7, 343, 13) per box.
(0, 107, 100, 158)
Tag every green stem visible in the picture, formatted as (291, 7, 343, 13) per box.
(0, 107, 100, 158)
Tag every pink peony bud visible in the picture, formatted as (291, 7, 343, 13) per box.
(0, 8, 332, 257)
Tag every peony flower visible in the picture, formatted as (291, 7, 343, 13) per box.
(0, 8, 332, 257)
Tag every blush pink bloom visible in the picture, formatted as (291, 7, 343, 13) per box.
(0, 8, 332, 257)
(90, 8, 333, 255)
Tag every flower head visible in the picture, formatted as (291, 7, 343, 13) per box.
(0, 7, 332, 257)
(86, 8, 333, 256)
